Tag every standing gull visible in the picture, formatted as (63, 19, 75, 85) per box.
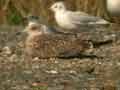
(50, 1, 109, 30)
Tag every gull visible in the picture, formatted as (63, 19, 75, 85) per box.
(50, 1, 109, 30)
(24, 20, 93, 58)
(24, 15, 64, 35)
(107, 0, 120, 16)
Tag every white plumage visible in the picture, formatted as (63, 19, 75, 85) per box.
(50, 1, 109, 30)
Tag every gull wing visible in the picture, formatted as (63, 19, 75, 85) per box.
(67, 11, 102, 24)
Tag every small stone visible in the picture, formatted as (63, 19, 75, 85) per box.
(32, 64, 39, 69)
(22, 85, 30, 89)
(10, 54, 18, 62)
(23, 70, 33, 74)
(54, 60, 59, 63)
(3, 46, 12, 55)
(33, 57, 39, 61)
(117, 62, 120, 66)
(69, 70, 77, 74)
(46, 70, 58, 74)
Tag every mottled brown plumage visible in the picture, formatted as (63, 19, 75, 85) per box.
(24, 23, 93, 59)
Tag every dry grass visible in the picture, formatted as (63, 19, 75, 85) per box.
(0, 0, 119, 25)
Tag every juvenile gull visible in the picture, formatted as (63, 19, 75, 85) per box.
(50, 1, 109, 30)
(24, 15, 71, 34)
(24, 18, 93, 59)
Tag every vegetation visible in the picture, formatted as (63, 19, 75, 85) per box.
(0, 0, 117, 25)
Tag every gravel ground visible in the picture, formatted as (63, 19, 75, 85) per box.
(0, 24, 120, 90)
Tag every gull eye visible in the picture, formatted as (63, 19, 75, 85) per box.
(54, 5, 58, 8)
(59, 6, 62, 9)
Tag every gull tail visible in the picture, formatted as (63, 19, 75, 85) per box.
(95, 19, 110, 25)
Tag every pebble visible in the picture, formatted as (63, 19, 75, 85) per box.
(3, 46, 12, 55)
(45, 70, 58, 74)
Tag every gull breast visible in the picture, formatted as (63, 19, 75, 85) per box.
(55, 12, 76, 29)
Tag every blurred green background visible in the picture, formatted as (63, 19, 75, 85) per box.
(0, 0, 119, 25)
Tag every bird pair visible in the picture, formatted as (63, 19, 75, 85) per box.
(25, 1, 111, 59)
(25, 1, 109, 35)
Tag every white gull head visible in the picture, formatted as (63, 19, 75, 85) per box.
(50, 1, 67, 13)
